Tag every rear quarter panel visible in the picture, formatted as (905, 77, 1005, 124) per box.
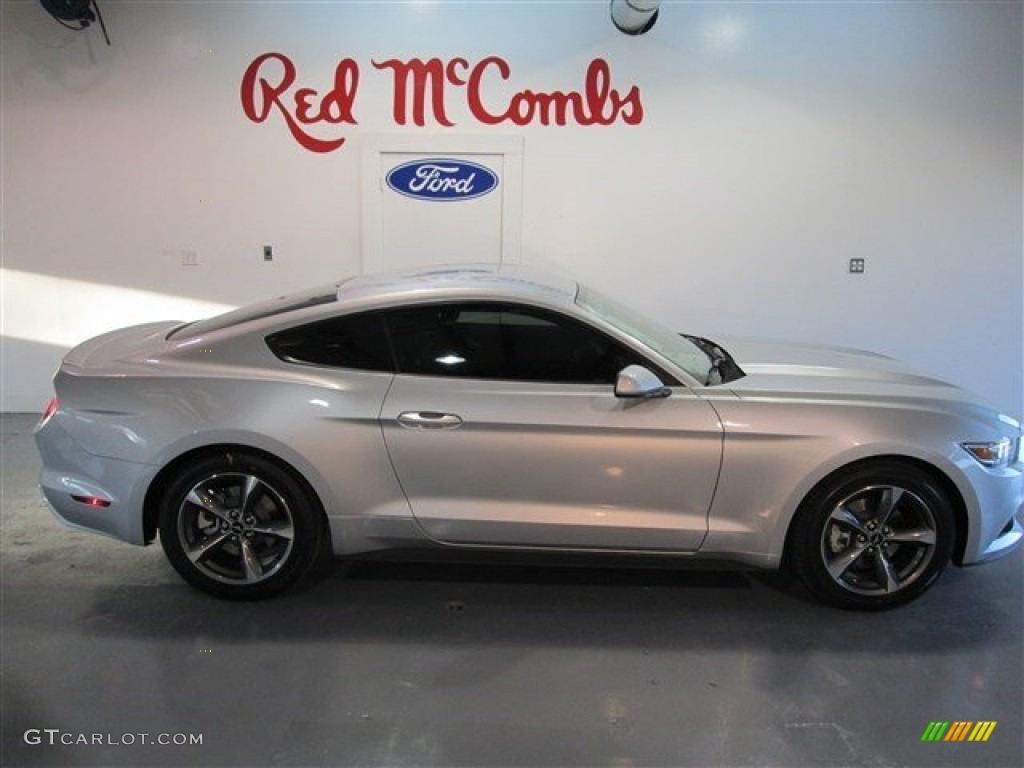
(52, 360, 411, 541)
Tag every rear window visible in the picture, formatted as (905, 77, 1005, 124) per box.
(167, 286, 338, 339)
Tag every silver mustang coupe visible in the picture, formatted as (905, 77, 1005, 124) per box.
(34, 265, 1023, 608)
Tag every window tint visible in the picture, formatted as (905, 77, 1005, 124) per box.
(386, 303, 650, 384)
(266, 312, 393, 372)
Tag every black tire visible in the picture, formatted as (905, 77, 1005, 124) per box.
(158, 451, 324, 599)
(788, 461, 955, 610)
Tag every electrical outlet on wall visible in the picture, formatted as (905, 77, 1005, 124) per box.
(849, 258, 865, 274)
(263, 245, 273, 262)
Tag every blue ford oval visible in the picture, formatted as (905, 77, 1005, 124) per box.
(386, 159, 499, 202)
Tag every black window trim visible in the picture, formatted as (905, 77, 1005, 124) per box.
(265, 299, 681, 386)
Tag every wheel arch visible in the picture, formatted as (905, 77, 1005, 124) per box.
(781, 454, 970, 569)
(143, 443, 331, 548)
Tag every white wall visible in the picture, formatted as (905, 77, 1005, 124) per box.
(2, 0, 1021, 415)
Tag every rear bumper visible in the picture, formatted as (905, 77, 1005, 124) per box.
(35, 418, 154, 545)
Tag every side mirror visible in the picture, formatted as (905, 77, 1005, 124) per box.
(614, 365, 671, 400)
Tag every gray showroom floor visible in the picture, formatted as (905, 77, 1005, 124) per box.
(2, 413, 1022, 768)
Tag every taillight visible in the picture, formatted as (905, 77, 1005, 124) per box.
(38, 398, 59, 427)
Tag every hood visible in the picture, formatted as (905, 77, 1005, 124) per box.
(717, 336, 964, 401)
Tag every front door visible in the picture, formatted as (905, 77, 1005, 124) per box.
(378, 302, 723, 551)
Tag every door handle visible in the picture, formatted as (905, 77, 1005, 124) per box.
(397, 411, 463, 430)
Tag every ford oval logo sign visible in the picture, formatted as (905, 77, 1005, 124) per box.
(386, 159, 499, 202)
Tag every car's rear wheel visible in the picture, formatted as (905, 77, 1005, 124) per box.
(789, 462, 955, 610)
(158, 451, 323, 599)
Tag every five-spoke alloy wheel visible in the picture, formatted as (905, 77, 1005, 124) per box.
(790, 462, 955, 610)
(159, 452, 324, 599)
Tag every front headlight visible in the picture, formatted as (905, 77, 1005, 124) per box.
(961, 438, 1018, 468)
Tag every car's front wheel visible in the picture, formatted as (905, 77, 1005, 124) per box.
(158, 451, 324, 599)
(789, 461, 955, 610)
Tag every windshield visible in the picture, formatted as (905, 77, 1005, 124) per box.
(576, 286, 714, 384)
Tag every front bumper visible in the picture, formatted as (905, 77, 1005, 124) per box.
(968, 507, 1023, 565)
(958, 456, 1024, 566)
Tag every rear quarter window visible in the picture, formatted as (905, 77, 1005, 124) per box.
(266, 312, 394, 372)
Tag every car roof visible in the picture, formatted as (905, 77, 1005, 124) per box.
(169, 264, 581, 342)
(335, 263, 579, 304)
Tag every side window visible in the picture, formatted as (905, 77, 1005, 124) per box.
(385, 303, 648, 383)
(266, 312, 394, 372)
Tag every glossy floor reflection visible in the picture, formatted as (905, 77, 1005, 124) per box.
(2, 414, 1021, 767)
